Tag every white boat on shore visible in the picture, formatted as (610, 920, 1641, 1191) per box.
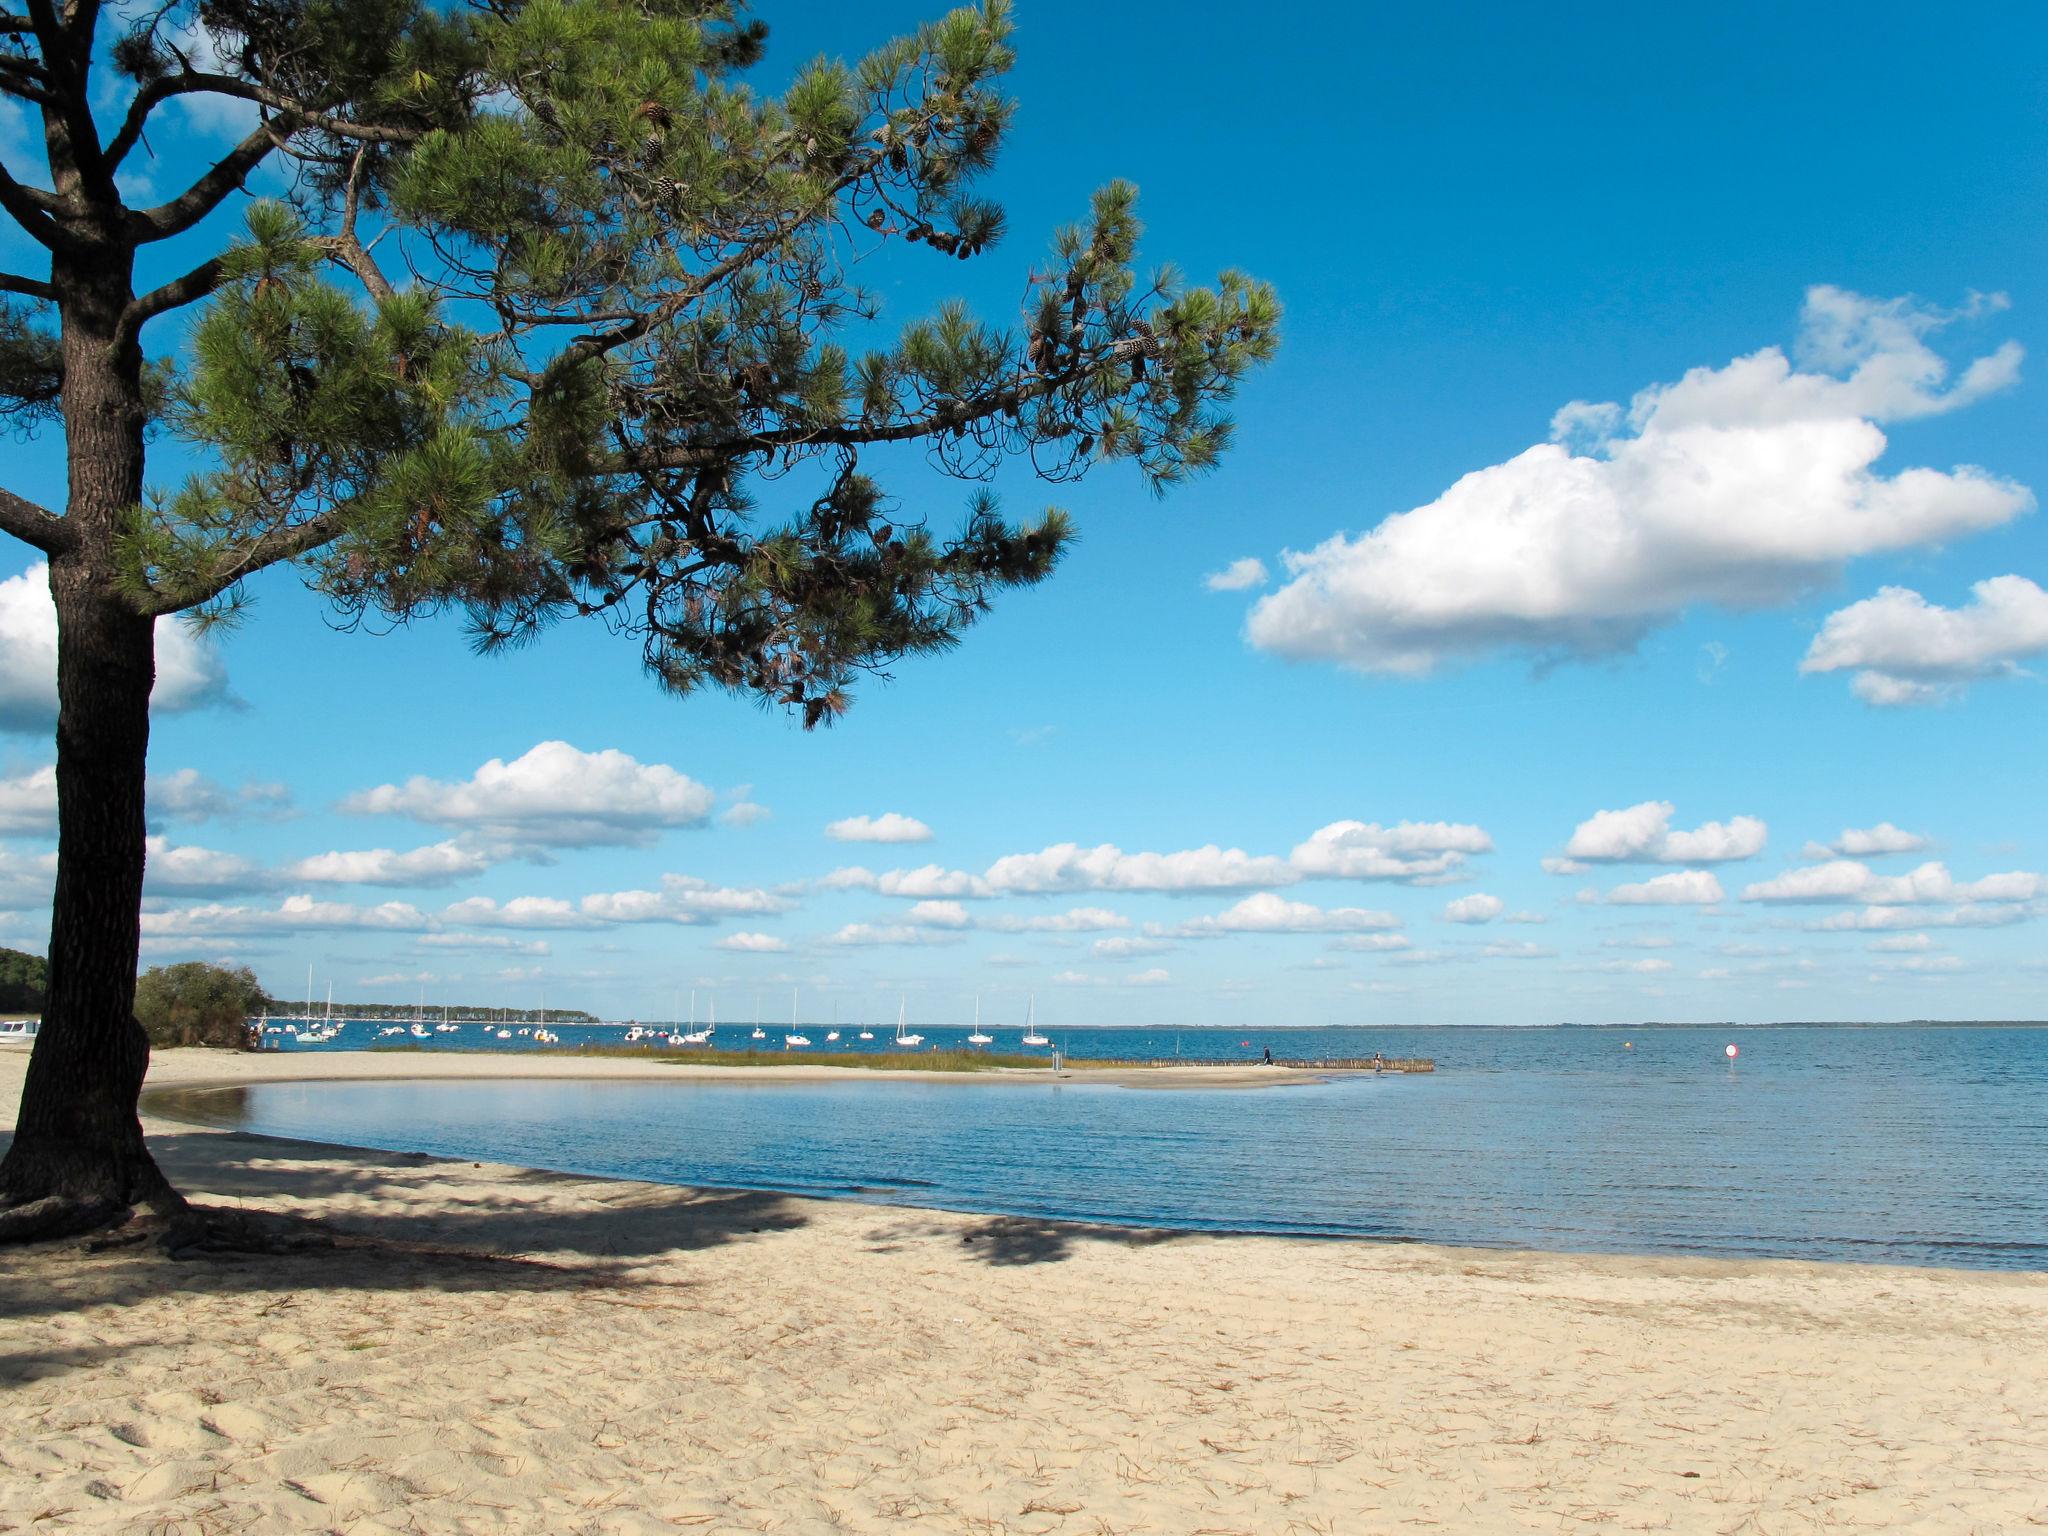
(0, 1018, 38, 1048)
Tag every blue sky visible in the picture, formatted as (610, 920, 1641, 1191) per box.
(2, 0, 2045, 1025)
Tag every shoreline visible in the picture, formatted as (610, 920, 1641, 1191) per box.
(7, 1051, 2047, 1532)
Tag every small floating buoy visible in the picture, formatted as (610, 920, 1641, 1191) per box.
(1624, 1041, 1632, 1049)
(1725, 1043, 1739, 1059)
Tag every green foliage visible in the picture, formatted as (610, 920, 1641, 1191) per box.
(12, 0, 1279, 728)
(134, 962, 268, 1049)
(0, 304, 63, 435)
(0, 947, 46, 1012)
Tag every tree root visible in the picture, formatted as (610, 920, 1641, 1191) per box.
(0, 1193, 130, 1244)
(0, 1189, 334, 1259)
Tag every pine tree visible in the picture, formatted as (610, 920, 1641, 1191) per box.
(0, 0, 1277, 1240)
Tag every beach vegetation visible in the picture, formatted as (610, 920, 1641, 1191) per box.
(134, 963, 267, 1050)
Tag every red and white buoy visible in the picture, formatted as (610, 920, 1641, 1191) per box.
(1725, 1043, 1739, 1059)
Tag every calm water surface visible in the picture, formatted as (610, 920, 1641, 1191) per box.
(174, 1026, 2048, 1270)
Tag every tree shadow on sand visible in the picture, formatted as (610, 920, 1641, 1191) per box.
(0, 1120, 810, 1313)
(864, 1211, 1194, 1267)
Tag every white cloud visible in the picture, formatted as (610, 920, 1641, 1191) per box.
(819, 864, 995, 899)
(141, 894, 430, 937)
(149, 768, 292, 826)
(1870, 933, 1934, 952)
(982, 906, 1130, 934)
(1803, 576, 2048, 705)
(1482, 940, 1555, 959)
(441, 895, 590, 929)
(1805, 904, 2027, 932)
(826, 812, 933, 844)
(0, 563, 232, 733)
(1564, 801, 1767, 864)
(1051, 968, 1170, 987)
(416, 933, 550, 955)
(1246, 288, 2030, 675)
(1541, 857, 1589, 876)
(1329, 933, 1412, 952)
(343, 741, 715, 847)
(1602, 870, 1725, 906)
(986, 842, 1297, 895)
(142, 837, 268, 896)
(717, 932, 788, 953)
(905, 899, 970, 929)
(825, 922, 963, 947)
(1801, 822, 1931, 860)
(1204, 557, 1269, 592)
(1743, 859, 2042, 905)
(1442, 893, 1503, 924)
(719, 800, 772, 828)
(1600, 957, 1675, 974)
(1178, 892, 1402, 935)
(0, 846, 55, 910)
(285, 841, 495, 888)
(0, 765, 54, 836)
(1092, 936, 1176, 959)
(1288, 820, 1493, 883)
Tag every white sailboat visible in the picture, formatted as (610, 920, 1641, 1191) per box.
(967, 993, 993, 1047)
(682, 988, 711, 1045)
(785, 988, 811, 1048)
(1020, 995, 1049, 1048)
(893, 998, 924, 1048)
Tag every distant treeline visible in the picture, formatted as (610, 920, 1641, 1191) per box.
(0, 947, 46, 1011)
(263, 998, 598, 1023)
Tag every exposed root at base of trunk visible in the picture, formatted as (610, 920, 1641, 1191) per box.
(0, 1193, 131, 1243)
(0, 1191, 336, 1259)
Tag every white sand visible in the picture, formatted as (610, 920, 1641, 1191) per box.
(4, 1048, 2045, 1534)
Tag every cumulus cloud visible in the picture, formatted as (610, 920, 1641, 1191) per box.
(981, 906, 1130, 934)
(1801, 822, 1931, 860)
(1803, 576, 2048, 705)
(1601, 870, 1725, 905)
(1804, 904, 2027, 931)
(1328, 932, 1413, 952)
(142, 837, 269, 896)
(1600, 957, 1675, 974)
(1246, 288, 2030, 675)
(343, 741, 715, 847)
(817, 864, 994, 899)
(719, 800, 772, 828)
(416, 933, 550, 955)
(0, 846, 55, 910)
(439, 874, 789, 930)
(1287, 820, 1492, 883)
(141, 894, 430, 937)
(1092, 936, 1176, 959)
(986, 842, 1297, 896)
(825, 922, 963, 947)
(0, 563, 232, 733)
(1177, 892, 1402, 935)
(149, 768, 292, 826)
(1563, 801, 1767, 864)
(1743, 859, 2042, 905)
(1204, 557, 1269, 592)
(826, 812, 934, 843)
(717, 932, 788, 952)
(1482, 940, 1555, 959)
(0, 764, 54, 836)
(285, 841, 496, 888)
(1442, 893, 1503, 923)
(905, 899, 971, 928)
(1051, 967, 1170, 987)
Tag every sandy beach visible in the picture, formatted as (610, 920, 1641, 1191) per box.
(4, 1050, 2045, 1534)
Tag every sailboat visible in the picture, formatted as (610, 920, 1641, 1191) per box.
(967, 993, 993, 1047)
(857, 1019, 874, 1041)
(784, 987, 811, 1048)
(893, 998, 924, 1048)
(749, 991, 766, 1040)
(1020, 995, 1049, 1048)
(682, 988, 711, 1045)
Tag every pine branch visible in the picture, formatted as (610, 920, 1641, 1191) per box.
(127, 121, 283, 243)
(118, 256, 223, 346)
(0, 270, 51, 300)
(108, 73, 424, 171)
(131, 506, 354, 617)
(0, 157, 67, 248)
(0, 485, 68, 553)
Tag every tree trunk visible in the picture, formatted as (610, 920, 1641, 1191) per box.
(0, 242, 182, 1233)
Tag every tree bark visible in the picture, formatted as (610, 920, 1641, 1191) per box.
(0, 239, 182, 1229)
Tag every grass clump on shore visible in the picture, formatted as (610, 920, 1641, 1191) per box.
(561, 1044, 1085, 1072)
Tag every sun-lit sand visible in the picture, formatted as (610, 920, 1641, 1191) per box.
(4, 1049, 2045, 1534)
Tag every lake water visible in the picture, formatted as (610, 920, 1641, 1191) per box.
(177, 1025, 2048, 1270)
